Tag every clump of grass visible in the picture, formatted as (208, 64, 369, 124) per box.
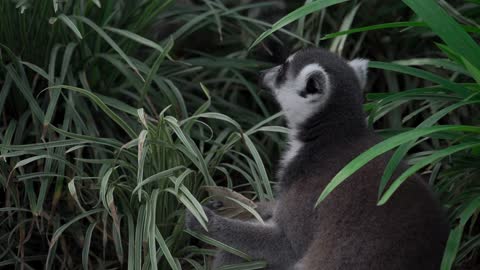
(0, 1, 286, 269)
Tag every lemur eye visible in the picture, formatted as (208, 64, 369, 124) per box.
(300, 73, 325, 98)
(306, 78, 320, 94)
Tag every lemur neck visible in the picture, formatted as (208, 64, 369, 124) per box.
(297, 103, 368, 143)
(277, 104, 369, 183)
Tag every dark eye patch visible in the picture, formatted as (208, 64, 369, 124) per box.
(299, 73, 325, 98)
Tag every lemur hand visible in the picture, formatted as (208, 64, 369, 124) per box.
(185, 206, 217, 232)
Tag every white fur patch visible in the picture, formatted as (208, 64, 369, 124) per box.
(292, 262, 305, 270)
(278, 129, 303, 178)
(266, 63, 331, 128)
(348, 58, 369, 89)
(286, 52, 297, 63)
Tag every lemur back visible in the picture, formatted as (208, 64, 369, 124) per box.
(186, 48, 449, 270)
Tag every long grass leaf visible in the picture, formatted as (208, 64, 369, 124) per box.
(249, 0, 349, 50)
(316, 125, 480, 206)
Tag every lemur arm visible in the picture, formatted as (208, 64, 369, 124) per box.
(255, 200, 276, 220)
(186, 207, 293, 264)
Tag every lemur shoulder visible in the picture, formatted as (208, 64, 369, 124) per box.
(186, 48, 449, 270)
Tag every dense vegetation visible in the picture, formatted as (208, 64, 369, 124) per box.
(1, 0, 479, 269)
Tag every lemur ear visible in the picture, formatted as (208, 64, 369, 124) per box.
(348, 59, 369, 89)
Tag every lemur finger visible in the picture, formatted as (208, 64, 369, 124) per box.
(184, 210, 204, 232)
(205, 199, 224, 210)
(185, 207, 217, 232)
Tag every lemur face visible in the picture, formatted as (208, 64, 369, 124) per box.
(259, 48, 368, 128)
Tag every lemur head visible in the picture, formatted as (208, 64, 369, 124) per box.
(259, 48, 368, 130)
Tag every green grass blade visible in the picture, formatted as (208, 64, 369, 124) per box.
(140, 38, 173, 106)
(402, 0, 480, 69)
(74, 16, 144, 80)
(52, 85, 137, 138)
(155, 228, 179, 270)
(82, 222, 97, 270)
(186, 230, 251, 260)
(249, 0, 349, 50)
(378, 100, 480, 198)
(378, 142, 480, 205)
(369, 61, 472, 98)
(49, 208, 104, 246)
(56, 14, 83, 39)
(315, 125, 480, 206)
(243, 134, 273, 199)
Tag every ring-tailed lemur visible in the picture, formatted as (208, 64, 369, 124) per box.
(186, 48, 449, 270)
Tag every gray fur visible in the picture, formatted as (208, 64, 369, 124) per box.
(186, 48, 449, 270)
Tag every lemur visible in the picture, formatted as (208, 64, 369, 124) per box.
(186, 48, 449, 270)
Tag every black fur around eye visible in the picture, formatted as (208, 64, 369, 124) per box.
(300, 73, 324, 98)
(306, 78, 320, 94)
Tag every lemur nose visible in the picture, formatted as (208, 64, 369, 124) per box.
(258, 70, 269, 89)
(258, 69, 268, 78)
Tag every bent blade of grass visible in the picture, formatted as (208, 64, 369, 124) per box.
(52, 85, 137, 138)
(217, 261, 268, 270)
(186, 230, 251, 260)
(252, 126, 289, 134)
(82, 222, 97, 270)
(224, 197, 264, 224)
(182, 112, 242, 132)
(1, 120, 16, 157)
(124, 208, 135, 270)
(132, 166, 186, 194)
(74, 16, 144, 81)
(44, 43, 77, 133)
(249, 0, 349, 50)
(166, 116, 215, 186)
(245, 112, 283, 136)
(20, 61, 50, 82)
(49, 208, 104, 246)
(462, 57, 480, 84)
(111, 213, 124, 264)
(378, 100, 480, 198)
(369, 61, 472, 98)
(104, 26, 173, 60)
(165, 188, 208, 231)
(1, 139, 82, 151)
(147, 190, 159, 270)
(50, 125, 124, 148)
(442, 226, 463, 270)
(243, 134, 273, 199)
(91, 0, 101, 8)
(100, 167, 114, 211)
(140, 38, 173, 106)
(0, 73, 12, 116)
(330, 3, 361, 55)
(402, 0, 480, 70)
(378, 142, 480, 205)
(441, 197, 480, 270)
(137, 130, 148, 200)
(6, 65, 45, 122)
(321, 21, 426, 40)
(179, 185, 208, 220)
(56, 14, 83, 39)
(134, 205, 146, 270)
(392, 58, 468, 75)
(155, 227, 179, 270)
(315, 125, 480, 206)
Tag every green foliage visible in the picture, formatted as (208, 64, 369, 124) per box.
(1, 0, 479, 269)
